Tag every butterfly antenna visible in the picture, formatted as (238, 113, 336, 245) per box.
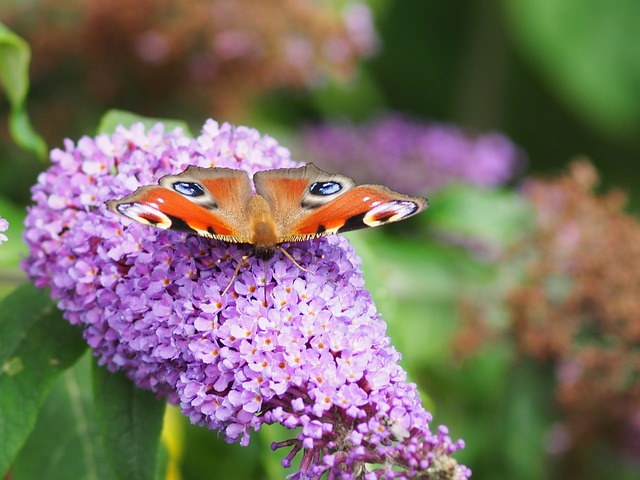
(221, 254, 251, 297)
(277, 246, 313, 274)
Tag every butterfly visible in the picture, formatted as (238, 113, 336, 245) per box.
(107, 163, 428, 294)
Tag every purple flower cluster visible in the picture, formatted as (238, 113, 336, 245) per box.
(22, 119, 469, 479)
(299, 115, 523, 195)
(0, 217, 8, 245)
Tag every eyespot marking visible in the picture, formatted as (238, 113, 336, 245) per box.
(309, 181, 342, 196)
(363, 200, 420, 227)
(116, 203, 173, 229)
(173, 181, 205, 197)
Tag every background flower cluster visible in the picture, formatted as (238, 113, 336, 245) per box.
(299, 115, 523, 195)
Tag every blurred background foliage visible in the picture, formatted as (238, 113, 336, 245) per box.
(1, 1, 640, 479)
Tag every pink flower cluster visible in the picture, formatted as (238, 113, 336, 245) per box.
(22, 120, 469, 479)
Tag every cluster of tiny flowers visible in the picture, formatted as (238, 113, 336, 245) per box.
(0, 217, 8, 245)
(22, 120, 469, 479)
(300, 115, 523, 195)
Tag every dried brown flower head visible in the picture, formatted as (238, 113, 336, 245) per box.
(508, 160, 640, 458)
(2, 0, 376, 126)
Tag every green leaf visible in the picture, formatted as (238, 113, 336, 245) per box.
(504, 0, 640, 141)
(11, 353, 117, 480)
(499, 361, 553, 480)
(0, 198, 28, 300)
(0, 284, 86, 477)
(0, 198, 28, 270)
(426, 185, 534, 249)
(440, 358, 553, 480)
(349, 227, 496, 305)
(180, 414, 265, 480)
(92, 360, 166, 480)
(0, 23, 47, 159)
(97, 109, 193, 137)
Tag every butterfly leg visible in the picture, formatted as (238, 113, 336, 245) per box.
(221, 254, 252, 296)
(262, 257, 269, 306)
(277, 246, 313, 274)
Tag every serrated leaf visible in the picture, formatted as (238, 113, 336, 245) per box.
(0, 284, 86, 477)
(97, 109, 193, 137)
(92, 361, 166, 480)
(0, 23, 47, 159)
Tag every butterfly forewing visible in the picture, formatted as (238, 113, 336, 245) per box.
(108, 166, 254, 243)
(160, 166, 252, 212)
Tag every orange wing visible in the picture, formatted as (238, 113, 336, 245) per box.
(286, 184, 428, 239)
(254, 163, 428, 242)
(107, 166, 254, 243)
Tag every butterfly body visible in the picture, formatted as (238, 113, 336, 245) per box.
(108, 163, 428, 260)
(245, 195, 280, 259)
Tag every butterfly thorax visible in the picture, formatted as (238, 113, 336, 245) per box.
(247, 195, 279, 260)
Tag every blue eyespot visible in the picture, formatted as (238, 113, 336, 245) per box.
(173, 181, 205, 197)
(309, 181, 341, 196)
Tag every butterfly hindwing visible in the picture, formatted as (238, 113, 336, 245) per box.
(107, 166, 253, 243)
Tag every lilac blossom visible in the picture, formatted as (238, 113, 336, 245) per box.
(299, 115, 523, 195)
(22, 119, 470, 479)
(0, 217, 7, 245)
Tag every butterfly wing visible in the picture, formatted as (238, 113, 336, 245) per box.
(254, 163, 428, 242)
(107, 166, 254, 243)
(289, 184, 428, 238)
